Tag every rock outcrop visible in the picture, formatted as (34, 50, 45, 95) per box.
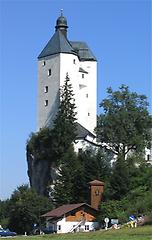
(26, 145, 51, 196)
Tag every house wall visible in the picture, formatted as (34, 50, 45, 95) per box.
(66, 209, 95, 222)
(47, 216, 99, 233)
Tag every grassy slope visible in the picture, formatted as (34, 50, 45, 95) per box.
(16, 226, 152, 240)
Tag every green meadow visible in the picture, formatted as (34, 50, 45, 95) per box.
(16, 226, 152, 240)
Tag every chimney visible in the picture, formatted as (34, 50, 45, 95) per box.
(89, 180, 104, 210)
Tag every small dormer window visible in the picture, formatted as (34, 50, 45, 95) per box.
(82, 74, 84, 78)
(48, 69, 51, 76)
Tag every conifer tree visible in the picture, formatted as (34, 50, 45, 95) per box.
(26, 73, 77, 196)
(51, 73, 77, 164)
(53, 146, 80, 206)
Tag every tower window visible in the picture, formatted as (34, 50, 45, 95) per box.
(42, 61, 46, 66)
(45, 100, 48, 106)
(88, 112, 90, 116)
(48, 69, 51, 76)
(86, 94, 88, 98)
(73, 59, 76, 64)
(95, 189, 100, 196)
(82, 74, 84, 78)
(44, 86, 48, 93)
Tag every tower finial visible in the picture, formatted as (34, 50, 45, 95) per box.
(60, 9, 63, 16)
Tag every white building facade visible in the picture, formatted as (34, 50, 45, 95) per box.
(37, 13, 97, 137)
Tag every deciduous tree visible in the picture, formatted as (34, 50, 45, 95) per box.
(96, 85, 152, 160)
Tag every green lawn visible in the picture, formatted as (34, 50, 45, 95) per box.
(16, 226, 152, 240)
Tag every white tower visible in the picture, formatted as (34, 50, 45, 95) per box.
(37, 12, 97, 139)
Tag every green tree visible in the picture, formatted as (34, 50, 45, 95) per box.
(27, 128, 53, 196)
(8, 185, 52, 234)
(78, 148, 112, 202)
(53, 146, 82, 206)
(51, 73, 77, 164)
(109, 156, 130, 200)
(26, 73, 77, 196)
(0, 199, 11, 228)
(98, 188, 152, 224)
(96, 85, 152, 160)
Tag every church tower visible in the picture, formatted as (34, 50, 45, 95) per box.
(37, 12, 97, 138)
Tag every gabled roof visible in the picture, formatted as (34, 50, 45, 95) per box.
(70, 41, 97, 61)
(89, 180, 105, 186)
(41, 203, 98, 218)
(76, 122, 95, 140)
(38, 30, 77, 59)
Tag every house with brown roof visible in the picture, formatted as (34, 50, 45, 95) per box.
(41, 180, 104, 233)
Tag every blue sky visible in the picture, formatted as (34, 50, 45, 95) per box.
(0, 0, 151, 200)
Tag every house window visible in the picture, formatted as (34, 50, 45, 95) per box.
(85, 225, 89, 231)
(42, 61, 46, 66)
(82, 74, 84, 78)
(58, 225, 61, 230)
(73, 59, 76, 64)
(45, 100, 48, 106)
(78, 148, 82, 154)
(71, 211, 75, 216)
(44, 86, 48, 93)
(48, 69, 51, 76)
(147, 154, 150, 161)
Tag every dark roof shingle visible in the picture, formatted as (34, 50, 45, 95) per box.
(41, 203, 97, 218)
(70, 41, 96, 61)
(76, 122, 95, 139)
(38, 30, 77, 59)
(38, 30, 96, 62)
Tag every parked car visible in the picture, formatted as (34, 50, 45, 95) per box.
(0, 229, 17, 237)
(41, 227, 57, 234)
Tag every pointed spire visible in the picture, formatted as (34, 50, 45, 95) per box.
(60, 9, 63, 16)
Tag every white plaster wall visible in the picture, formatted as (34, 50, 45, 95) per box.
(78, 61, 97, 134)
(56, 217, 99, 233)
(60, 54, 97, 134)
(59, 53, 79, 114)
(38, 53, 97, 138)
(37, 54, 60, 129)
(145, 146, 152, 164)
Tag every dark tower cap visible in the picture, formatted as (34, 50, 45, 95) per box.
(56, 15, 68, 28)
(55, 10, 68, 37)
